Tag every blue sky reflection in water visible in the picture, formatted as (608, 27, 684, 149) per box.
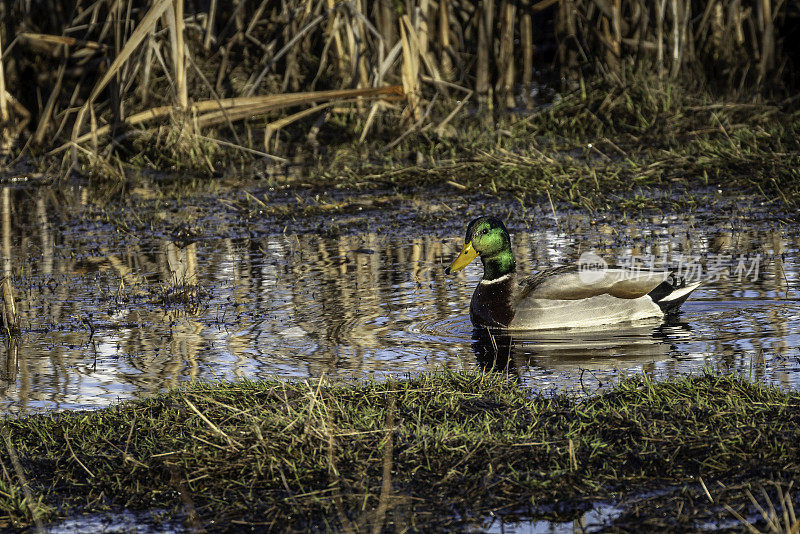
(0, 187, 798, 413)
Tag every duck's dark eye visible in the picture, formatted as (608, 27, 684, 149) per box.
(482, 228, 489, 235)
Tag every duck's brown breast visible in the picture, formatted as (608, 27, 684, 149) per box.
(469, 275, 515, 328)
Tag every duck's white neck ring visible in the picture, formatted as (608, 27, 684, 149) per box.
(479, 273, 512, 285)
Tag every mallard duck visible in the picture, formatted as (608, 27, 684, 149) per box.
(445, 216, 701, 330)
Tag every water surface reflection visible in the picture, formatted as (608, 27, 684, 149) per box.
(0, 185, 798, 412)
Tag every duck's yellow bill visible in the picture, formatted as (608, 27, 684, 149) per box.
(445, 241, 478, 274)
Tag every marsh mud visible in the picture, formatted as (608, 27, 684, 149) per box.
(0, 174, 796, 413)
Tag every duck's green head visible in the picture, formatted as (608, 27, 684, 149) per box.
(445, 216, 515, 279)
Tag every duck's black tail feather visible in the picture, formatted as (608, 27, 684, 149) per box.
(648, 275, 702, 313)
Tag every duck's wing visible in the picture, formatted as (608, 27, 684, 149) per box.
(515, 265, 671, 302)
(507, 266, 700, 330)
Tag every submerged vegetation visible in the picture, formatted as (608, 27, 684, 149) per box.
(0, 370, 798, 530)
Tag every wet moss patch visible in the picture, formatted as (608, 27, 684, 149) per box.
(1, 371, 798, 531)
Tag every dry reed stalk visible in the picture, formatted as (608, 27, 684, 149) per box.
(171, 0, 188, 110)
(311, 16, 337, 89)
(438, 0, 453, 80)
(326, 0, 347, 79)
(245, 12, 327, 97)
(612, 0, 622, 64)
(17, 32, 106, 57)
(1, 93, 30, 130)
(378, 41, 402, 82)
(476, 0, 494, 104)
(710, 2, 724, 53)
(70, 0, 173, 157)
(670, 0, 680, 77)
(347, 5, 386, 80)
(89, 104, 98, 155)
(378, 0, 395, 48)
(757, 0, 774, 85)
(33, 55, 67, 146)
(520, 0, 534, 103)
(56, 86, 404, 151)
(243, 0, 271, 51)
(402, 15, 441, 81)
(599, 9, 617, 70)
(657, 0, 667, 77)
(399, 19, 422, 123)
(353, 1, 370, 91)
(0, 188, 15, 335)
(0, 31, 8, 124)
(280, 5, 300, 93)
(532, 0, 559, 10)
(343, 10, 358, 87)
(417, 0, 430, 61)
(265, 101, 335, 149)
(203, 0, 217, 50)
(557, 0, 578, 75)
(140, 28, 155, 102)
(359, 101, 382, 143)
(681, 0, 693, 71)
(498, 1, 516, 109)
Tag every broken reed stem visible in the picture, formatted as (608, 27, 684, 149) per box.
(55, 86, 403, 153)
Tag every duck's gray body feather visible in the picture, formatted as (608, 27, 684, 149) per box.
(470, 266, 700, 330)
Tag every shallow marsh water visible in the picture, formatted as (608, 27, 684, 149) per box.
(0, 183, 798, 413)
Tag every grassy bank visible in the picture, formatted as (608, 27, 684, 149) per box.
(309, 76, 800, 212)
(0, 370, 798, 531)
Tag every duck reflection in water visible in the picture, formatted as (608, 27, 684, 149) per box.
(471, 317, 693, 375)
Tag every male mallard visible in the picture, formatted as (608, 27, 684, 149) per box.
(445, 216, 701, 330)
